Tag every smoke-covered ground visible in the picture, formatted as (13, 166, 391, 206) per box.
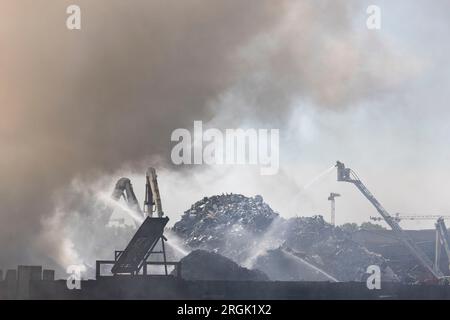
(2, 0, 450, 275)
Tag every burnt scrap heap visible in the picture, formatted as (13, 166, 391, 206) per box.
(173, 194, 278, 263)
(277, 216, 396, 282)
(172, 249, 269, 281)
(172, 194, 397, 282)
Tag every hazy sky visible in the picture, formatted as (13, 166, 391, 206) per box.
(1, 0, 450, 269)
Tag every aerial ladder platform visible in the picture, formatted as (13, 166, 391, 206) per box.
(335, 161, 444, 280)
(435, 218, 450, 274)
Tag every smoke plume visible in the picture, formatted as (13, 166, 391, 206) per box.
(0, 0, 425, 271)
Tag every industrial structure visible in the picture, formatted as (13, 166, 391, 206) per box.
(336, 161, 445, 280)
(328, 192, 340, 226)
(370, 214, 450, 223)
(370, 213, 450, 276)
(434, 218, 450, 275)
(98, 167, 180, 277)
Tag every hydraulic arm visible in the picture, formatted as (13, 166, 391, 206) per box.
(144, 167, 164, 217)
(112, 177, 144, 217)
(336, 161, 444, 279)
(435, 218, 450, 273)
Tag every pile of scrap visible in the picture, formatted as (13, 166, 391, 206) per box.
(281, 216, 397, 282)
(173, 249, 269, 281)
(172, 194, 398, 282)
(173, 194, 278, 263)
(352, 229, 437, 282)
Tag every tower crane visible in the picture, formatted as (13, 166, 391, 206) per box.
(335, 161, 444, 280)
(370, 214, 450, 223)
(328, 193, 341, 226)
(144, 167, 164, 217)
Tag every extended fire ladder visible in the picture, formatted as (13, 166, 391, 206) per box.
(435, 218, 450, 274)
(335, 161, 444, 280)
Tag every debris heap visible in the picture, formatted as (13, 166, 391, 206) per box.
(280, 216, 397, 282)
(173, 194, 278, 263)
(173, 249, 269, 281)
(173, 194, 398, 282)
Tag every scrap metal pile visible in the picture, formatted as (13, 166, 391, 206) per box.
(278, 216, 397, 281)
(173, 194, 398, 282)
(173, 194, 278, 264)
(173, 249, 269, 281)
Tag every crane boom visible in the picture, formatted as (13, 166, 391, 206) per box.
(336, 161, 444, 279)
(435, 218, 450, 273)
(371, 214, 450, 222)
(111, 177, 144, 227)
(144, 167, 164, 217)
(112, 177, 144, 216)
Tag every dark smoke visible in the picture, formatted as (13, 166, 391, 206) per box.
(0, 0, 413, 270)
(0, 0, 287, 268)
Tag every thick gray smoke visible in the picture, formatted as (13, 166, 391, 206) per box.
(0, 0, 287, 269)
(0, 0, 441, 272)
